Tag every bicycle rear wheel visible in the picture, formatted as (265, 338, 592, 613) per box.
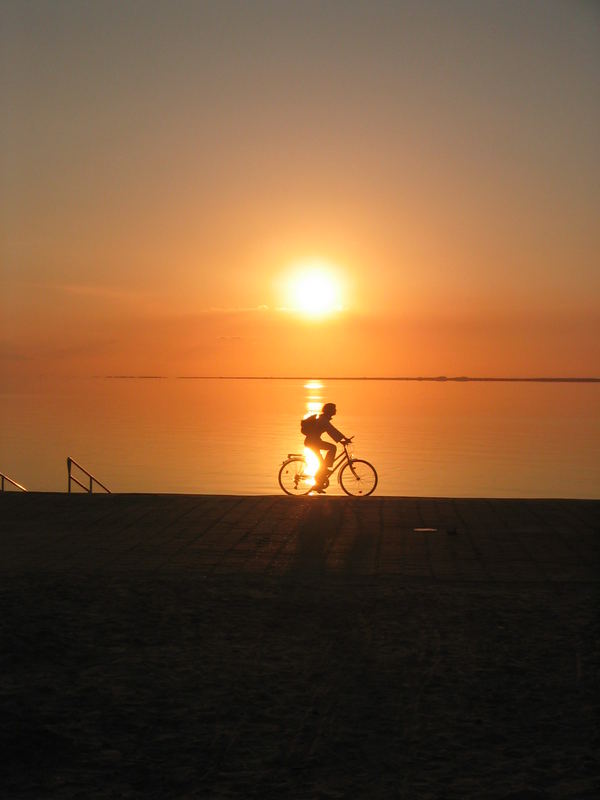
(339, 459, 378, 496)
(278, 458, 314, 495)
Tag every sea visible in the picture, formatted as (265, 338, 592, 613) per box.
(1, 377, 598, 498)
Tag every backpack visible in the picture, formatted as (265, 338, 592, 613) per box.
(300, 414, 318, 436)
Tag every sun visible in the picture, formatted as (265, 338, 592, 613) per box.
(284, 260, 344, 318)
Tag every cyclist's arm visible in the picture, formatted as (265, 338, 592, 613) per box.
(325, 422, 345, 443)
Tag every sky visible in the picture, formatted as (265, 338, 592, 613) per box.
(2, 0, 599, 378)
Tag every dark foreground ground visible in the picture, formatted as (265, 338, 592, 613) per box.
(1, 494, 598, 799)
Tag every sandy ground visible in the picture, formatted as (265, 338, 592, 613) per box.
(1, 575, 597, 799)
(0, 495, 598, 798)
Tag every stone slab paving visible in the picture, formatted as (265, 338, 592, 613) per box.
(1, 493, 599, 799)
(1, 493, 598, 582)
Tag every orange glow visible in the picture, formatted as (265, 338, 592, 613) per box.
(305, 401, 321, 414)
(282, 260, 345, 318)
(302, 390, 323, 488)
(303, 448, 320, 483)
(2, 5, 598, 382)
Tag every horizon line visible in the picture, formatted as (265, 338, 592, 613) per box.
(101, 375, 600, 383)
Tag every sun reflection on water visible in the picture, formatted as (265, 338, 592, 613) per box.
(301, 380, 326, 487)
(305, 378, 324, 416)
(303, 448, 320, 482)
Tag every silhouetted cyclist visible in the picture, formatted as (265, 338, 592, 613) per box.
(303, 402, 351, 493)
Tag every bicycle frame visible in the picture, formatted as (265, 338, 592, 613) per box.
(326, 442, 353, 482)
(280, 437, 377, 496)
(285, 441, 354, 483)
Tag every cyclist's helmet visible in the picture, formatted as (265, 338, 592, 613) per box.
(322, 402, 336, 416)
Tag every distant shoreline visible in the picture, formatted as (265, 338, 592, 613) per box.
(102, 375, 600, 383)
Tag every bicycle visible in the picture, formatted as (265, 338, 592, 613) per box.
(278, 437, 378, 497)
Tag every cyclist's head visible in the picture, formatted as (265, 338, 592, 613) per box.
(322, 402, 336, 418)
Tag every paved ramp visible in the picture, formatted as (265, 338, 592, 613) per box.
(1, 494, 598, 582)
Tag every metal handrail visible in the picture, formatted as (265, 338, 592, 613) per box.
(0, 472, 28, 492)
(67, 457, 111, 494)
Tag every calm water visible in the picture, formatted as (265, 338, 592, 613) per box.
(1, 378, 598, 498)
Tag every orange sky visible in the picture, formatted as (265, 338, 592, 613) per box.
(2, 1, 599, 378)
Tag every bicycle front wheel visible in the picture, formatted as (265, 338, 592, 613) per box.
(339, 459, 378, 497)
(278, 458, 314, 496)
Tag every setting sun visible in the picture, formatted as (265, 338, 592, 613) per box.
(283, 261, 344, 317)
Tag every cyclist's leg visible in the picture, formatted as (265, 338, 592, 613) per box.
(311, 440, 336, 489)
(322, 442, 336, 469)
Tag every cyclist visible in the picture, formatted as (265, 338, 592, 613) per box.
(304, 402, 351, 493)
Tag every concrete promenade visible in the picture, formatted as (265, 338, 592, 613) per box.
(1, 494, 598, 799)
(1, 493, 598, 582)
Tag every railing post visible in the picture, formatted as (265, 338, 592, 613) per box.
(65, 456, 110, 494)
(1, 473, 27, 492)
